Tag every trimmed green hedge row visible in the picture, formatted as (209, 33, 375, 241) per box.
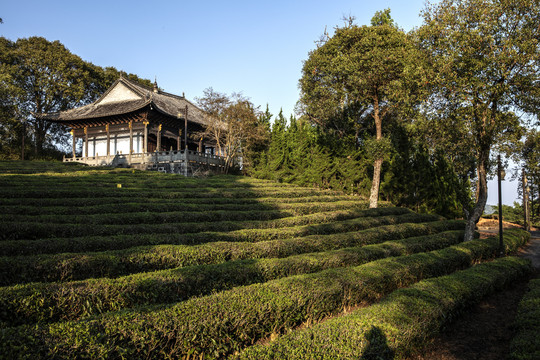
(0, 175, 301, 188)
(0, 170, 287, 181)
(205, 212, 440, 243)
(1, 184, 307, 195)
(0, 198, 364, 217)
(0, 219, 461, 285)
(0, 230, 465, 326)
(0, 231, 529, 359)
(0, 160, 95, 174)
(0, 170, 280, 181)
(0, 207, 409, 256)
(0, 183, 314, 197)
(235, 256, 532, 360)
(1, 200, 369, 225)
(0, 194, 365, 209)
(0, 209, 431, 242)
(509, 278, 540, 360)
(0, 186, 342, 199)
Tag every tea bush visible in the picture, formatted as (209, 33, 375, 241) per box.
(509, 278, 540, 360)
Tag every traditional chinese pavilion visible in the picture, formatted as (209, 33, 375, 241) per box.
(35, 76, 224, 173)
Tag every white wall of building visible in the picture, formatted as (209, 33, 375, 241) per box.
(83, 134, 142, 157)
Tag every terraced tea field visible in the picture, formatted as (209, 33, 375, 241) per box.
(0, 161, 533, 359)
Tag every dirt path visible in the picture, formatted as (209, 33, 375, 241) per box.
(406, 228, 540, 360)
(518, 231, 540, 270)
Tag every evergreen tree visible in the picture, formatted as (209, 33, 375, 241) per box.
(266, 109, 288, 179)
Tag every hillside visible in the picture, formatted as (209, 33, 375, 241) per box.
(0, 161, 535, 359)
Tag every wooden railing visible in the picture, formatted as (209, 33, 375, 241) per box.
(64, 150, 226, 168)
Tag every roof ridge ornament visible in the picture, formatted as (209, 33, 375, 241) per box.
(153, 77, 158, 93)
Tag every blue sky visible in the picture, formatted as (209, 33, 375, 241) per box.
(1, 0, 429, 118)
(0, 0, 521, 205)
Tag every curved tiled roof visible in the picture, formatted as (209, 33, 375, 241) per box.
(34, 77, 209, 126)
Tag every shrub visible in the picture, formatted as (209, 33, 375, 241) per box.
(236, 257, 532, 359)
(0, 200, 372, 224)
(509, 278, 540, 360)
(0, 230, 529, 359)
(0, 219, 462, 285)
(0, 207, 407, 256)
(0, 199, 364, 217)
(0, 194, 365, 208)
(0, 208, 423, 241)
(0, 230, 465, 326)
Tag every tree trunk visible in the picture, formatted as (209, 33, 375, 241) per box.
(464, 151, 489, 241)
(34, 126, 46, 155)
(523, 172, 530, 231)
(533, 177, 537, 220)
(33, 118, 52, 156)
(370, 158, 383, 208)
(369, 95, 383, 209)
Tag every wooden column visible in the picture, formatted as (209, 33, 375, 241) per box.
(128, 121, 133, 164)
(84, 126, 88, 158)
(71, 130, 76, 159)
(157, 124, 162, 152)
(106, 124, 110, 162)
(198, 137, 202, 153)
(143, 121, 149, 153)
(177, 129, 182, 151)
(184, 105, 188, 151)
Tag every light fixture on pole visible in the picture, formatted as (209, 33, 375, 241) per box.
(497, 155, 506, 256)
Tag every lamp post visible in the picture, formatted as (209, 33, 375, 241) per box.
(497, 155, 506, 256)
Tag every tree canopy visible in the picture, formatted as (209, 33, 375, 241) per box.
(298, 11, 422, 208)
(417, 0, 540, 240)
(520, 129, 540, 222)
(195, 89, 268, 174)
(0, 36, 151, 159)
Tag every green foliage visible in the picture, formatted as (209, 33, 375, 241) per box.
(417, 0, 540, 239)
(0, 230, 465, 326)
(298, 13, 426, 207)
(250, 10, 472, 217)
(299, 20, 417, 132)
(382, 122, 473, 217)
(371, 8, 396, 27)
(0, 232, 529, 359)
(0, 199, 402, 242)
(487, 202, 525, 224)
(520, 129, 540, 223)
(0, 37, 150, 159)
(510, 278, 540, 360)
(0, 162, 531, 359)
(0, 215, 452, 286)
(252, 114, 471, 218)
(237, 256, 531, 359)
(365, 136, 393, 162)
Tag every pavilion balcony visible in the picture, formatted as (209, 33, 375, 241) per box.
(63, 150, 226, 174)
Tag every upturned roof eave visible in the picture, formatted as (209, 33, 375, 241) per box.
(32, 76, 211, 127)
(32, 99, 153, 123)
